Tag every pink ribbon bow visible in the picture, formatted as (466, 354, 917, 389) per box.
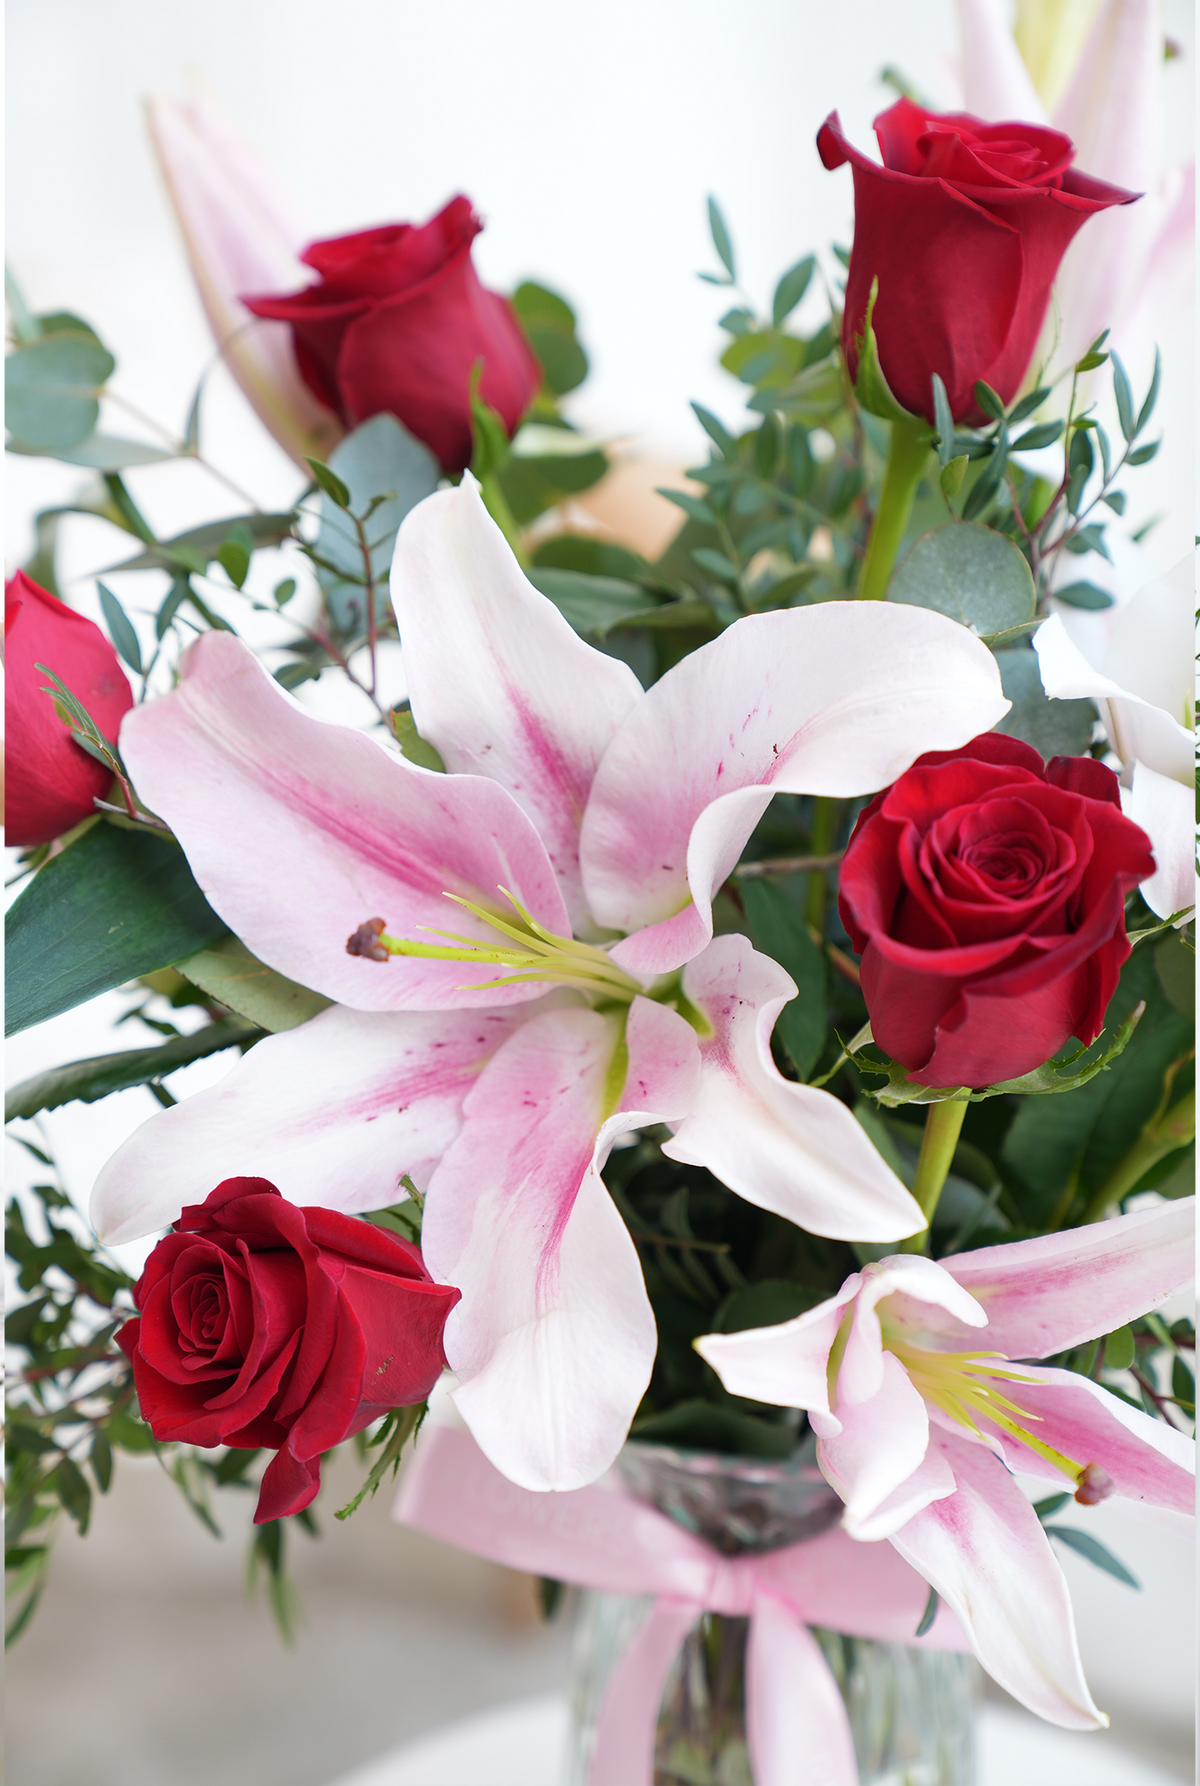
(393, 1423, 969, 1786)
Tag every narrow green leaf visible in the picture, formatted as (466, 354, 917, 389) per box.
(174, 935, 331, 1033)
(691, 402, 737, 460)
(96, 580, 143, 675)
(691, 547, 741, 584)
(931, 374, 955, 467)
(973, 380, 1005, 420)
(771, 256, 815, 326)
(273, 578, 297, 606)
(1007, 386, 1052, 424)
(1110, 351, 1135, 441)
(5, 1017, 258, 1121)
(1135, 348, 1161, 435)
(915, 1585, 939, 1637)
(304, 457, 351, 509)
(1011, 421, 1063, 452)
(707, 196, 735, 279)
(1033, 1493, 1072, 1520)
(1046, 1526, 1139, 1588)
(54, 1457, 92, 1534)
(1103, 1325, 1136, 1370)
(939, 454, 968, 498)
(1053, 580, 1113, 610)
(657, 487, 717, 525)
(1126, 439, 1160, 466)
(90, 1429, 114, 1494)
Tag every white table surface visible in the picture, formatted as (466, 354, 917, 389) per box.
(326, 1692, 1188, 1786)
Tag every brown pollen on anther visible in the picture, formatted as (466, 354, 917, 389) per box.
(346, 917, 389, 962)
(1074, 1461, 1115, 1506)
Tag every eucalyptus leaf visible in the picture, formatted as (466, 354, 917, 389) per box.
(994, 645, 1095, 757)
(771, 256, 815, 327)
(528, 568, 664, 639)
(173, 935, 332, 1033)
(1053, 581, 1113, 611)
(5, 822, 228, 1036)
(96, 581, 143, 675)
(1045, 1526, 1139, 1588)
(315, 415, 440, 634)
(887, 522, 1034, 634)
(6, 434, 174, 469)
(105, 512, 295, 574)
(6, 332, 116, 451)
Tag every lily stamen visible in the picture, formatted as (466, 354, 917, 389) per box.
(345, 888, 645, 1003)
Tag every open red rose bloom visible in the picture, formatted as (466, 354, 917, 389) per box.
(818, 98, 1138, 422)
(838, 735, 1156, 1089)
(117, 1179, 459, 1521)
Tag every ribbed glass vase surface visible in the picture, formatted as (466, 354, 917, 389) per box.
(565, 1438, 979, 1786)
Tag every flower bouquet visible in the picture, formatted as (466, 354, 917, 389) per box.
(5, 8, 1194, 1784)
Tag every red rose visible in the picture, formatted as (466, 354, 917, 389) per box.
(837, 734, 1155, 1088)
(242, 195, 539, 473)
(117, 1179, 459, 1522)
(817, 98, 1138, 423)
(4, 571, 134, 847)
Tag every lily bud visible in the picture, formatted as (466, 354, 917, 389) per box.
(146, 91, 343, 467)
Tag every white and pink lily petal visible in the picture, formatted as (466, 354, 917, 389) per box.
(698, 1201, 1195, 1723)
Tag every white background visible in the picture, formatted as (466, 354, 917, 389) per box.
(5, 3, 1196, 1782)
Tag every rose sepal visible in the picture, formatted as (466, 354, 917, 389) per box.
(845, 1002, 1146, 1107)
(851, 278, 929, 427)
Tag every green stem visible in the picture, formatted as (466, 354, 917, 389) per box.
(1080, 1095, 1195, 1224)
(858, 414, 930, 600)
(804, 797, 839, 932)
(898, 1098, 969, 1253)
(479, 473, 529, 569)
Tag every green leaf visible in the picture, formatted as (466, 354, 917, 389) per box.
(887, 522, 1034, 633)
(993, 644, 1096, 757)
(939, 454, 968, 498)
(772, 256, 815, 327)
(95, 581, 143, 675)
(389, 705, 447, 774)
(215, 523, 253, 590)
(931, 375, 956, 468)
(90, 1429, 113, 1494)
(691, 403, 738, 460)
(273, 577, 297, 606)
(1007, 386, 1052, 424)
(105, 512, 296, 574)
(1126, 439, 1160, 466)
(630, 1399, 797, 1459)
(1011, 421, 1064, 452)
(1135, 348, 1161, 435)
(53, 1457, 92, 1535)
(961, 429, 1010, 520)
(106, 1409, 156, 1453)
(314, 414, 439, 634)
(973, 380, 1005, 420)
(1053, 580, 1113, 610)
(173, 935, 332, 1033)
(657, 488, 717, 526)
(853, 279, 922, 424)
(1155, 932, 1195, 1019)
(1103, 1324, 1136, 1370)
(1110, 351, 1135, 441)
(5, 1017, 258, 1121)
(740, 877, 826, 1080)
(707, 196, 736, 279)
(1033, 1493, 1072, 1520)
(721, 329, 806, 390)
(1045, 1526, 1139, 1588)
(529, 568, 663, 639)
(711, 1279, 827, 1332)
(6, 332, 115, 451)
(5, 821, 228, 1036)
(511, 279, 575, 333)
(304, 456, 351, 508)
(915, 1586, 939, 1638)
(691, 547, 741, 584)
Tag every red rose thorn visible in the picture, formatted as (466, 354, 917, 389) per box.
(346, 917, 390, 962)
(1074, 1461, 1115, 1506)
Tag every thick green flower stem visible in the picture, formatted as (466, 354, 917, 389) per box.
(1080, 1093, 1195, 1225)
(898, 1097, 970, 1254)
(857, 414, 930, 600)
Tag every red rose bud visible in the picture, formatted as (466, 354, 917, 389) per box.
(838, 734, 1155, 1089)
(116, 1179, 459, 1522)
(4, 571, 134, 847)
(817, 98, 1139, 424)
(243, 196, 539, 474)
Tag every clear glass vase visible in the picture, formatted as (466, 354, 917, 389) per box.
(566, 1438, 979, 1786)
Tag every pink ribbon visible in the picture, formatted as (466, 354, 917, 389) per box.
(393, 1424, 970, 1786)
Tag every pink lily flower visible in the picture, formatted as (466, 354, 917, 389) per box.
(147, 92, 344, 466)
(91, 481, 1008, 1490)
(957, 0, 1194, 374)
(698, 1197, 1196, 1728)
